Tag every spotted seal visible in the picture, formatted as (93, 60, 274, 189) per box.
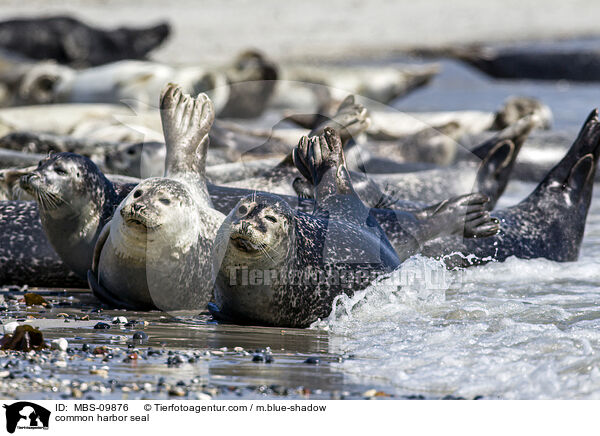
(0, 200, 85, 287)
(88, 84, 225, 312)
(19, 153, 126, 279)
(421, 109, 600, 267)
(210, 128, 498, 327)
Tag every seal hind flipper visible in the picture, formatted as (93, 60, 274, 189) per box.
(293, 127, 355, 200)
(475, 139, 515, 210)
(565, 154, 595, 203)
(160, 83, 215, 176)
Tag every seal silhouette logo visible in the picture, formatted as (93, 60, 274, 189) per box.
(2, 402, 50, 433)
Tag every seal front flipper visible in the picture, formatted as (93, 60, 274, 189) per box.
(87, 270, 150, 310)
(414, 193, 500, 242)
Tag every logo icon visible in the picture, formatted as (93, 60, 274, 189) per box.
(2, 402, 50, 433)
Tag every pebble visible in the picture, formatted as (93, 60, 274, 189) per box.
(89, 367, 108, 377)
(132, 331, 148, 343)
(93, 322, 110, 330)
(304, 357, 320, 365)
(168, 387, 186, 397)
(112, 316, 128, 325)
(51, 338, 68, 352)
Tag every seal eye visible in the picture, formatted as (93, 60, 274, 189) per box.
(159, 198, 171, 205)
(127, 148, 137, 156)
(264, 215, 277, 223)
(237, 205, 248, 216)
(133, 190, 142, 198)
(54, 167, 67, 176)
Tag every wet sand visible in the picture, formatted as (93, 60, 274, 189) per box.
(0, 289, 401, 400)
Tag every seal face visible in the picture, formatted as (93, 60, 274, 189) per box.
(96, 177, 213, 311)
(19, 152, 118, 279)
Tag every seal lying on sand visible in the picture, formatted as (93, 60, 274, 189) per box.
(421, 110, 600, 267)
(0, 15, 170, 67)
(210, 128, 497, 327)
(440, 45, 600, 82)
(272, 63, 439, 112)
(89, 84, 225, 312)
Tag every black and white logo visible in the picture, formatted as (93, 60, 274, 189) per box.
(2, 402, 50, 433)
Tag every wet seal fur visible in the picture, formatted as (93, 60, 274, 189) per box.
(421, 109, 600, 267)
(89, 84, 224, 313)
(19, 153, 125, 279)
(210, 128, 499, 327)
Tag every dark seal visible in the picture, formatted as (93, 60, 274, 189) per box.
(0, 15, 170, 67)
(421, 109, 600, 267)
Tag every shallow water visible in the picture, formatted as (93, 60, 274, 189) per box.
(313, 52, 600, 399)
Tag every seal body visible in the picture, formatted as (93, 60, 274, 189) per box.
(212, 128, 498, 327)
(95, 177, 223, 311)
(0, 16, 169, 67)
(213, 194, 399, 327)
(422, 110, 600, 267)
(90, 84, 225, 313)
(0, 201, 84, 287)
(19, 153, 123, 279)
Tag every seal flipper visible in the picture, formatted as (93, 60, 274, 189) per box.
(415, 193, 500, 241)
(87, 224, 146, 310)
(160, 83, 215, 178)
(474, 139, 515, 210)
(87, 270, 151, 310)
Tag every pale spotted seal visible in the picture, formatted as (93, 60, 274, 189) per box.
(88, 84, 225, 313)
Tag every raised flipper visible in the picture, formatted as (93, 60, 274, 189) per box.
(293, 127, 357, 202)
(160, 83, 215, 177)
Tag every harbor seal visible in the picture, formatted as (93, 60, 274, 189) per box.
(210, 128, 498, 327)
(211, 128, 401, 327)
(19, 153, 125, 279)
(88, 84, 225, 312)
(0, 15, 170, 67)
(421, 109, 600, 267)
